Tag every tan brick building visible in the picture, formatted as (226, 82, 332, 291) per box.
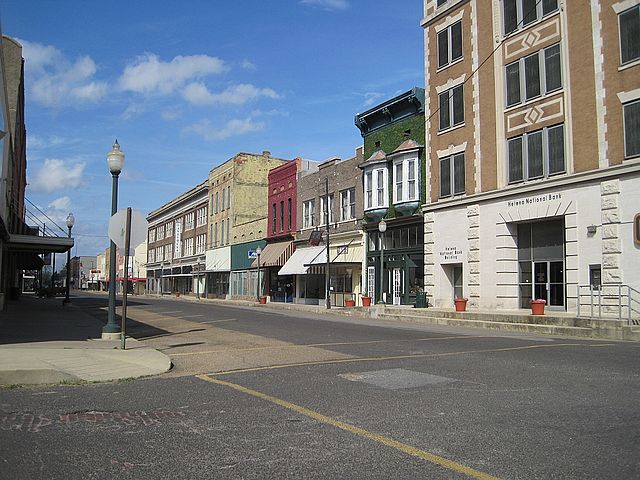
(421, 0, 640, 314)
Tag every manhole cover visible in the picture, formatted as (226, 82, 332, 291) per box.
(339, 368, 455, 390)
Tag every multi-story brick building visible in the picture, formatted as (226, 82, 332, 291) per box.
(251, 158, 320, 302)
(356, 88, 427, 306)
(145, 181, 208, 296)
(280, 149, 365, 306)
(420, 0, 640, 313)
(206, 151, 287, 298)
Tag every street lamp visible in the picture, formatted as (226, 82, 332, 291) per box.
(256, 246, 262, 302)
(104, 140, 124, 339)
(63, 212, 75, 304)
(378, 219, 387, 305)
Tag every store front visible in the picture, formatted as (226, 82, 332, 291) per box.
(205, 246, 231, 299)
(250, 240, 295, 303)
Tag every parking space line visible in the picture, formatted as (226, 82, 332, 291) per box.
(196, 374, 498, 479)
(203, 342, 615, 375)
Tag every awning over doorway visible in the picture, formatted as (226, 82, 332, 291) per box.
(14, 252, 45, 269)
(7, 233, 74, 254)
(278, 246, 325, 275)
(250, 241, 294, 268)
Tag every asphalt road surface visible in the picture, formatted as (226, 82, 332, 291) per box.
(2, 294, 639, 479)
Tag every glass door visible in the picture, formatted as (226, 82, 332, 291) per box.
(533, 261, 564, 308)
(392, 268, 402, 305)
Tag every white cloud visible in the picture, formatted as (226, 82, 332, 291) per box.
(48, 196, 72, 211)
(119, 54, 227, 95)
(241, 59, 257, 70)
(182, 117, 265, 141)
(161, 109, 182, 121)
(363, 92, 384, 107)
(18, 39, 108, 107)
(28, 159, 86, 193)
(300, 0, 349, 10)
(122, 103, 147, 120)
(182, 83, 281, 106)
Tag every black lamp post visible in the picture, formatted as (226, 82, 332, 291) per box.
(256, 246, 262, 302)
(378, 219, 387, 305)
(104, 140, 124, 338)
(63, 212, 75, 304)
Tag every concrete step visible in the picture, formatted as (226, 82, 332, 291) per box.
(376, 312, 593, 338)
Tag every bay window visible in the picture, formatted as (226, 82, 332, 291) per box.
(364, 167, 388, 210)
(393, 154, 419, 203)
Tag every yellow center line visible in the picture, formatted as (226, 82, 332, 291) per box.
(203, 342, 615, 375)
(196, 374, 499, 480)
(169, 334, 491, 357)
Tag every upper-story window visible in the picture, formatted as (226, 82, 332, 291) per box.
(196, 234, 206, 254)
(437, 0, 447, 6)
(303, 199, 315, 228)
(393, 154, 419, 204)
(149, 228, 156, 243)
(156, 246, 164, 262)
(272, 203, 277, 233)
(320, 194, 334, 225)
(183, 237, 194, 257)
(287, 198, 292, 231)
(340, 188, 356, 221)
(215, 192, 219, 213)
(196, 207, 207, 227)
(184, 212, 195, 231)
(166, 221, 173, 237)
(364, 167, 388, 210)
(624, 99, 640, 158)
(619, 5, 640, 65)
(280, 201, 285, 232)
(438, 21, 462, 69)
(214, 222, 218, 247)
(227, 187, 231, 210)
(148, 249, 155, 263)
(505, 43, 562, 108)
(226, 218, 230, 244)
(503, 0, 558, 36)
(157, 224, 165, 240)
(164, 244, 172, 262)
(221, 188, 226, 210)
(440, 153, 465, 198)
(439, 85, 464, 131)
(221, 221, 225, 245)
(508, 124, 565, 184)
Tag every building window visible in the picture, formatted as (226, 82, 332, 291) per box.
(624, 99, 640, 158)
(619, 5, 640, 65)
(505, 43, 561, 107)
(439, 85, 464, 131)
(280, 201, 285, 232)
(320, 194, 334, 225)
(503, 0, 558, 36)
(287, 198, 292, 231)
(438, 20, 462, 69)
(148, 249, 155, 263)
(156, 246, 163, 262)
(272, 203, 277, 233)
(227, 187, 231, 211)
(215, 192, 219, 213)
(214, 223, 218, 247)
(166, 222, 173, 237)
(157, 225, 164, 240)
(340, 188, 356, 221)
(221, 188, 226, 210)
(508, 124, 565, 183)
(196, 234, 206, 254)
(148, 228, 156, 243)
(393, 155, 419, 203)
(185, 212, 195, 231)
(439, 153, 465, 198)
(226, 218, 230, 244)
(303, 199, 315, 228)
(221, 221, 225, 246)
(196, 207, 207, 227)
(364, 167, 388, 210)
(183, 237, 194, 257)
(165, 244, 172, 261)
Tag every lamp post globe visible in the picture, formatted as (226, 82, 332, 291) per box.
(104, 140, 124, 338)
(378, 220, 387, 305)
(63, 212, 75, 305)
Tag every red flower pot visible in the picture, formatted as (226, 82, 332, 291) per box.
(454, 297, 468, 312)
(361, 296, 371, 307)
(531, 299, 546, 315)
(259, 296, 267, 304)
(345, 299, 355, 308)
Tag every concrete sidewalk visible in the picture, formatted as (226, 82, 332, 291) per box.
(0, 294, 171, 386)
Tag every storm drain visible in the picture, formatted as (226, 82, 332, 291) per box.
(338, 368, 455, 390)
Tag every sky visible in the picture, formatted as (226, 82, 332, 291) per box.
(1, 0, 424, 258)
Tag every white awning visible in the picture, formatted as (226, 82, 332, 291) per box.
(278, 246, 325, 275)
(206, 246, 231, 272)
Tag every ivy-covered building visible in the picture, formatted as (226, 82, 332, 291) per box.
(355, 87, 426, 305)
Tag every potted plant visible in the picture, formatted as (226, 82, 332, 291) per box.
(259, 295, 268, 304)
(531, 298, 546, 315)
(345, 294, 355, 308)
(361, 293, 372, 307)
(454, 297, 468, 312)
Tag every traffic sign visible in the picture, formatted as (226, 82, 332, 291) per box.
(248, 249, 257, 259)
(108, 208, 148, 251)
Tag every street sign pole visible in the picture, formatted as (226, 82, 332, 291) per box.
(121, 207, 132, 351)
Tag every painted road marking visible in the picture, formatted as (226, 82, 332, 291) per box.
(176, 314, 204, 319)
(199, 318, 237, 324)
(169, 334, 489, 357)
(196, 374, 498, 479)
(202, 342, 615, 375)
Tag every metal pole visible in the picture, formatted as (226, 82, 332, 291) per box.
(52, 251, 56, 290)
(104, 173, 121, 336)
(196, 261, 200, 300)
(63, 226, 72, 304)
(121, 207, 132, 350)
(379, 234, 384, 304)
(325, 177, 331, 310)
(256, 253, 261, 302)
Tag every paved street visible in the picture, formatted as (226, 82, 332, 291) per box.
(2, 294, 639, 479)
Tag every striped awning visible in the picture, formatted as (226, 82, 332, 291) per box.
(250, 241, 294, 268)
